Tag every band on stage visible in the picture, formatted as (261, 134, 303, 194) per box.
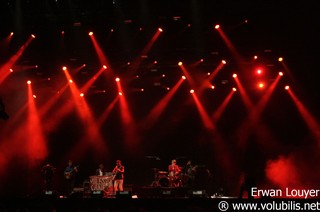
(41, 158, 200, 197)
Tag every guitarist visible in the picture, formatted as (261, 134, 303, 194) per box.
(64, 160, 78, 196)
(112, 160, 125, 192)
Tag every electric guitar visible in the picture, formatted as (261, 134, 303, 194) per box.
(64, 165, 79, 179)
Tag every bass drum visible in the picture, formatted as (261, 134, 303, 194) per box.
(158, 176, 170, 187)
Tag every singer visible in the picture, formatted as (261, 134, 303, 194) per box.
(112, 160, 125, 192)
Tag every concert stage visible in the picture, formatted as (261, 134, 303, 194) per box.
(0, 195, 236, 211)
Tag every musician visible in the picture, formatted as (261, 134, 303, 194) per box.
(168, 159, 182, 187)
(41, 163, 56, 191)
(168, 159, 181, 178)
(96, 163, 105, 176)
(64, 160, 78, 195)
(112, 160, 125, 192)
(183, 160, 197, 187)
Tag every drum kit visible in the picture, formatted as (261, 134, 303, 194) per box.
(153, 170, 188, 188)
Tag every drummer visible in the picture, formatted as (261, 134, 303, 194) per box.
(168, 159, 181, 179)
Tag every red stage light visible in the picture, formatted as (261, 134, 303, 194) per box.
(27, 80, 31, 84)
(278, 57, 283, 62)
(69, 80, 73, 83)
(232, 73, 237, 78)
(178, 61, 183, 66)
(285, 85, 290, 90)
(215, 24, 220, 29)
(9, 68, 13, 72)
(80, 93, 84, 97)
(103, 65, 107, 69)
(222, 60, 226, 64)
(258, 83, 264, 88)
(182, 76, 186, 80)
(118, 92, 123, 96)
(115, 77, 120, 82)
(279, 72, 283, 76)
(254, 55, 258, 60)
(257, 69, 262, 75)
(211, 85, 215, 89)
(31, 34, 36, 38)
(190, 89, 194, 93)
(33, 95, 37, 99)
(89, 32, 93, 36)
(10, 32, 14, 36)
(158, 28, 163, 32)
(62, 66, 67, 71)
(232, 87, 237, 91)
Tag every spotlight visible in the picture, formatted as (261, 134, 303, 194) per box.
(62, 66, 67, 71)
(158, 28, 163, 32)
(103, 65, 107, 69)
(257, 69, 262, 75)
(253, 55, 258, 60)
(200, 59, 204, 62)
(190, 89, 194, 94)
(115, 78, 120, 82)
(69, 80, 73, 83)
(232, 87, 237, 91)
(285, 85, 290, 90)
(31, 34, 36, 38)
(278, 57, 283, 62)
(221, 60, 226, 64)
(80, 93, 84, 97)
(27, 80, 31, 84)
(118, 92, 123, 96)
(182, 76, 186, 80)
(9, 68, 13, 72)
(232, 73, 237, 78)
(214, 24, 220, 29)
(258, 83, 264, 89)
(89, 32, 93, 36)
(211, 85, 215, 89)
(33, 95, 37, 99)
(10, 32, 14, 36)
(279, 72, 283, 76)
(178, 62, 183, 66)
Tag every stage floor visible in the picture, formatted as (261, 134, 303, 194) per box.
(0, 196, 237, 211)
